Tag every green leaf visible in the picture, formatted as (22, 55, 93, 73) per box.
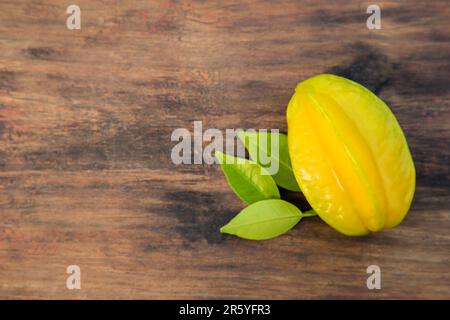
(215, 151, 280, 205)
(237, 131, 300, 192)
(220, 199, 304, 240)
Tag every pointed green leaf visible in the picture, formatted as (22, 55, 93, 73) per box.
(237, 131, 300, 192)
(215, 151, 280, 205)
(220, 199, 303, 240)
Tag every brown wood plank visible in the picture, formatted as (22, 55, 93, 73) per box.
(0, 0, 449, 299)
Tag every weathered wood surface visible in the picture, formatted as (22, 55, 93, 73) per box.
(0, 0, 449, 299)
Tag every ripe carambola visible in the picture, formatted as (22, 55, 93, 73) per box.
(287, 74, 415, 236)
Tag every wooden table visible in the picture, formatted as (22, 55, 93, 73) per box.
(0, 0, 449, 299)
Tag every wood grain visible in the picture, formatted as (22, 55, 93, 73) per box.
(0, 0, 449, 299)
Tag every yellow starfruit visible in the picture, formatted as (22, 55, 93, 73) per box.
(287, 74, 415, 236)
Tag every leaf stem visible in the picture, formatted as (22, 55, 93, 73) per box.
(302, 210, 317, 218)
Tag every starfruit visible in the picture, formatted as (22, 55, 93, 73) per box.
(287, 74, 415, 236)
